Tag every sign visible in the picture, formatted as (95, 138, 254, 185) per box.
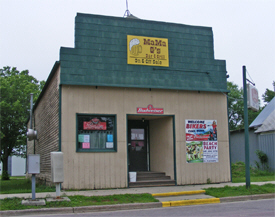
(137, 104, 164, 114)
(127, 35, 169, 67)
(82, 143, 90, 149)
(83, 118, 107, 130)
(185, 120, 218, 163)
(247, 83, 259, 111)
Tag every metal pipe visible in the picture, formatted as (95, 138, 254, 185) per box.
(30, 93, 33, 129)
(32, 174, 36, 200)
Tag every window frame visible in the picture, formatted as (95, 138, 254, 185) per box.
(76, 113, 117, 152)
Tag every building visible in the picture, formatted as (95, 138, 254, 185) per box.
(27, 13, 231, 189)
(230, 97, 275, 171)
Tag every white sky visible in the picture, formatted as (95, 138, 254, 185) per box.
(1, 0, 274, 106)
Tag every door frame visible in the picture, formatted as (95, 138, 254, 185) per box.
(126, 114, 177, 187)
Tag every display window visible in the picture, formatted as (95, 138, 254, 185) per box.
(76, 114, 116, 152)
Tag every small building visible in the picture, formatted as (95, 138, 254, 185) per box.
(0, 156, 26, 176)
(27, 13, 231, 189)
(230, 97, 275, 171)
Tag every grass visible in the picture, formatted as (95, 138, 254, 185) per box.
(0, 176, 55, 194)
(205, 183, 275, 198)
(0, 193, 158, 211)
(231, 161, 275, 183)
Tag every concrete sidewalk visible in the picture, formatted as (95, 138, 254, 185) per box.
(0, 181, 275, 199)
(0, 181, 274, 216)
(1, 181, 274, 199)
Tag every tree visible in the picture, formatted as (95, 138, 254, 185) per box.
(262, 81, 275, 104)
(0, 66, 44, 180)
(227, 81, 261, 131)
(227, 82, 244, 130)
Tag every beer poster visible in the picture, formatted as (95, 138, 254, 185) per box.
(127, 35, 169, 67)
(185, 120, 218, 163)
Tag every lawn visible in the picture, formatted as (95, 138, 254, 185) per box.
(205, 183, 275, 198)
(231, 162, 275, 183)
(0, 176, 55, 194)
(0, 194, 158, 211)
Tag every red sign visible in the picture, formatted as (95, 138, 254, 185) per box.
(137, 104, 164, 114)
(83, 118, 107, 130)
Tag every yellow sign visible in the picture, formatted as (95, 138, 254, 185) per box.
(127, 35, 169, 67)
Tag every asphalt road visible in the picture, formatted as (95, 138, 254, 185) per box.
(26, 199, 275, 217)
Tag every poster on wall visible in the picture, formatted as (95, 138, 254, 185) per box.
(185, 120, 218, 163)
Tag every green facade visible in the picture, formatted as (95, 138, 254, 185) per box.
(60, 13, 227, 92)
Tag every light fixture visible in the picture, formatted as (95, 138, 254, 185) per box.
(142, 118, 145, 122)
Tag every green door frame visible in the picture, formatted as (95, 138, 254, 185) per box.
(126, 114, 177, 187)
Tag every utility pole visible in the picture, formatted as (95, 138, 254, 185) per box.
(243, 65, 250, 188)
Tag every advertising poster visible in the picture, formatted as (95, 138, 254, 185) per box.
(185, 120, 218, 163)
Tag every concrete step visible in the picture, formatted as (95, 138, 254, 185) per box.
(137, 176, 171, 181)
(129, 180, 175, 188)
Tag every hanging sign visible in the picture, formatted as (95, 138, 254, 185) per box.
(137, 104, 164, 114)
(127, 35, 169, 67)
(247, 83, 259, 111)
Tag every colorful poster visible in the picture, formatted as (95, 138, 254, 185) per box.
(185, 120, 218, 163)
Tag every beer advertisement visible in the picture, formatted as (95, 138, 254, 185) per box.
(127, 35, 169, 67)
(185, 120, 218, 163)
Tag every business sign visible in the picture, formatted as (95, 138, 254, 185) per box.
(185, 120, 218, 163)
(247, 83, 259, 111)
(83, 118, 107, 130)
(127, 35, 169, 67)
(137, 104, 164, 114)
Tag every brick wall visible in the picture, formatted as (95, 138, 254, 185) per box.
(28, 67, 60, 184)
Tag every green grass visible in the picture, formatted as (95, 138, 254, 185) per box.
(0, 177, 55, 194)
(205, 183, 275, 198)
(0, 194, 158, 211)
(231, 162, 275, 183)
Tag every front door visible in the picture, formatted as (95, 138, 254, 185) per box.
(128, 120, 149, 171)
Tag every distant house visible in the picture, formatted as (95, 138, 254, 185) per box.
(230, 97, 275, 171)
(0, 156, 26, 176)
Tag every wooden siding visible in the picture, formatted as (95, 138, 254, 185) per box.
(61, 85, 230, 189)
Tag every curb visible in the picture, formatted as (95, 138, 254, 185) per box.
(0, 194, 274, 216)
(162, 198, 220, 207)
(0, 202, 162, 216)
(220, 193, 275, 203)
(152, 190, 205, 197)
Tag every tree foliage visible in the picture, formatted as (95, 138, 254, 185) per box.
(227, 82, 244, 130)
(227, 81, 261, 131)
(0, 66, 44, 180)
(262, 81, 275, 104)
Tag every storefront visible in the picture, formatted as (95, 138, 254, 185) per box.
(27, 13, 231, 189)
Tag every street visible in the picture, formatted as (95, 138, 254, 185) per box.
(24, 199, 275, 217)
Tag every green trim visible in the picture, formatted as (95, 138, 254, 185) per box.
(58, 85, 62, 151)
(227, 95, 232, 182)
(75, 113, 117, 153)
(126, 114, 177, 186)
(172, 115, 177, 185)
(126, 114, 129, 188)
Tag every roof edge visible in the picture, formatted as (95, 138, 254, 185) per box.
(26, 61, 60, 124)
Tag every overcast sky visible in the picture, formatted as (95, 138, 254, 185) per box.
(1, 0, 274, 106)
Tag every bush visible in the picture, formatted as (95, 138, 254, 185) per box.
(255, 150, 269, 171)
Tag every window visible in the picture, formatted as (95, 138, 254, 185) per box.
(76, 114, 116, 152)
